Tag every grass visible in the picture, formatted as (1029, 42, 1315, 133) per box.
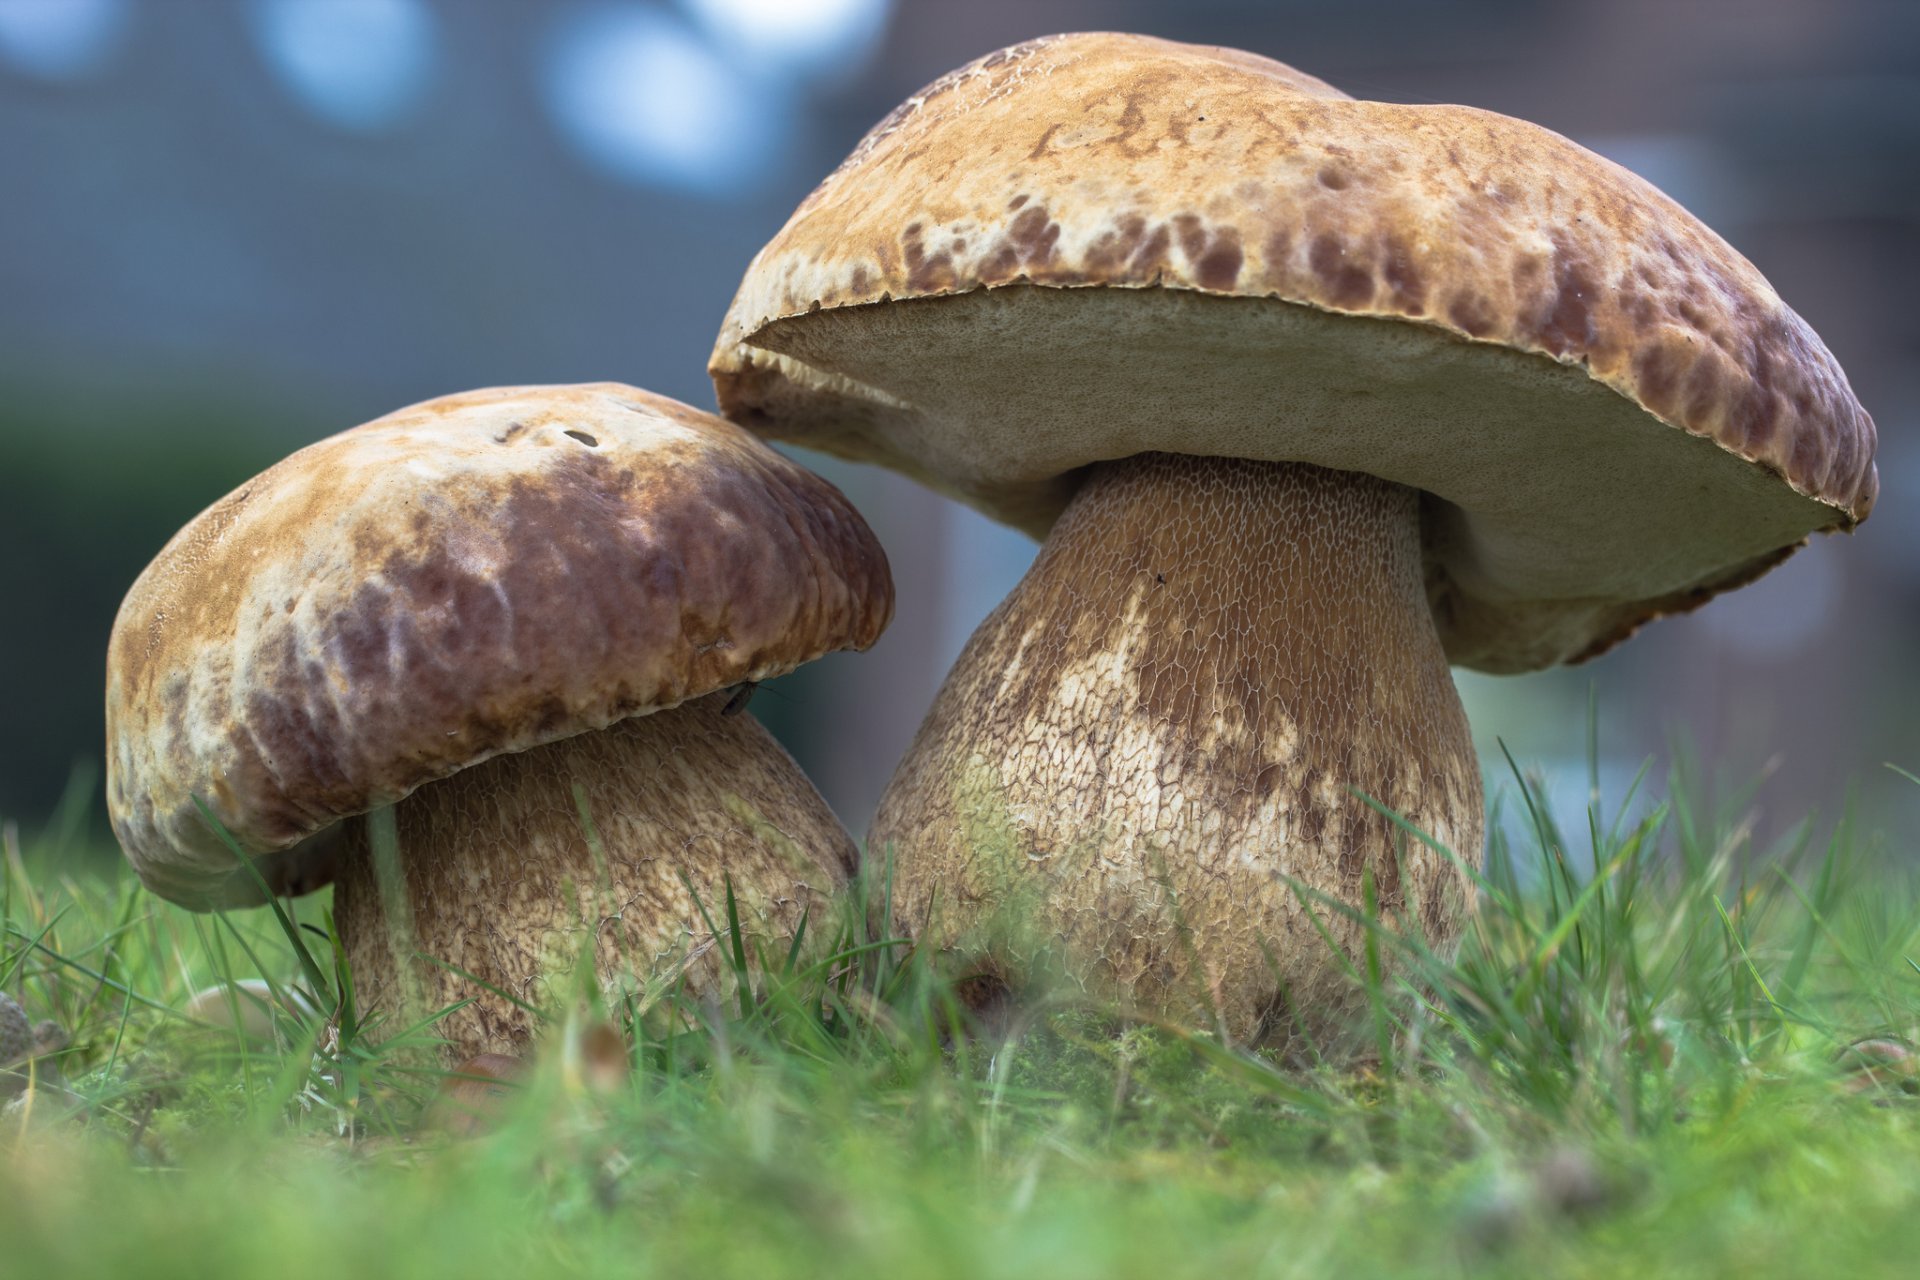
(5, 750, 1920, 1280)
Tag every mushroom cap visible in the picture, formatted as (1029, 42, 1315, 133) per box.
(181, 979, 321, 1041)
(0, 994, 28, 1068)
(711, 31, 1876, 671)
(107, 383, 894, 910)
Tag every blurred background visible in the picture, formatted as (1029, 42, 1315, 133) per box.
(1, 0, 1914, 868)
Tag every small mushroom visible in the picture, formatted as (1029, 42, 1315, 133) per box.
(181, 979, 321, 1044)
(0, 993, 28, 1070)
(424, 1019, 629, 1139)
(426, 1053, 528, 1137)
(1835, 1037, 1918, 1097)
(107, 384, 892, 1062)
(1, 991, 68, 1099)
(711, 34, 1876, 1047)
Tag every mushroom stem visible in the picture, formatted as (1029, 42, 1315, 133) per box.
(872, 453, 1483, 1049)
(334, 691, 853, 1063)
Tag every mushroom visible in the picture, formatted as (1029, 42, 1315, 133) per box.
(710, 34, 1877, 1047)
(107, 384, 892, 1062)
(426, 1053, 528, 1137)
(1835, 1037, 1919, 1097)
(0, 994, 27, 1071)
(1, 991, 67, 1098)
(181, 978, 321, 1044)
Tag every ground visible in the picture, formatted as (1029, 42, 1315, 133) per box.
(4, 758, 1918, 1279)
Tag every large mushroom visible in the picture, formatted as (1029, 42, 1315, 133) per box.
(107, 384, 892, 1062)
(710, 34, 1877, 1047)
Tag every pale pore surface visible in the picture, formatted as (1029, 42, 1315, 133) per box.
(871, 456, 1481, 1047)
(751, 288, 1841, 671)
(334, 693, 854, 1063)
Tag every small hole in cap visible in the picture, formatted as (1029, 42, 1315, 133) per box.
(564, 429, 599, 447)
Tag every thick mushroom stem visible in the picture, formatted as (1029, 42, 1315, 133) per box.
(871, 453, 1483, 1049)
(334, 691, 854, 1063)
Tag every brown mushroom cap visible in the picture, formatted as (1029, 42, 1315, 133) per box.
(107, 383, 892, 910)
(711, 31, 1876, 672)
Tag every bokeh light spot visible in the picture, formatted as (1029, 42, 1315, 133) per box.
(0, 0, 127, 82)
(678, 0, 890, 83)
(542, 2, 788, 197)
(251, 0, 438, 132)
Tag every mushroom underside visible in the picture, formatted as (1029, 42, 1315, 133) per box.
(333, 691, 856, 1063)
(870, 453, 1483, 1050)
(739, 286, 1847, 671)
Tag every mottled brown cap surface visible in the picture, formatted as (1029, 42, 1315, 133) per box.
(107, 384, 893, 909)
(711, 31, 1876, 670)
